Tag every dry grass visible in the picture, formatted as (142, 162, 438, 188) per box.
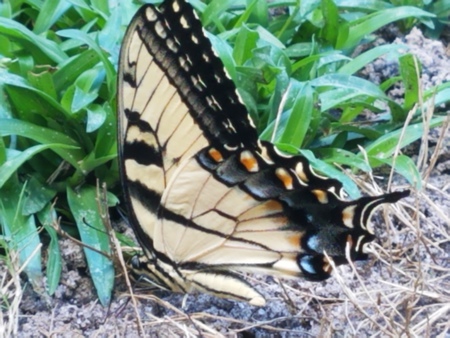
(1, 250, 23, 337)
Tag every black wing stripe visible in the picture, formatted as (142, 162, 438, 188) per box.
(124, 114, 163, 167)
(126, 181, 160, 254)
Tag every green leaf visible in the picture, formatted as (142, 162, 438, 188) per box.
(285, 42, 314, 58)
(79, 153, 117, 174)
(67, 186, 114, 306)
(318, 148, 372, 172)
(0, 182, 43, 292)
(335, 124, 382, 140)
(33, 0, 72, 34)
(22, 176, 57, 215)
(321, 0, 339, 46)
(0, 84, 12, 119)
(280, 81, 314, 147)
(93, 102, 116, 158)
(53, 49, 101, 93)
(0, 17, 67, 63)
(317, 53, 352, 71)
(0, 2, 12, 18)
(318, 87, 366, 112)
(91, 0, 111, 17)
(0, 119, 84, 169)
(62, 67, 104, 114)
(0, 137, 5, 165)
(57, 29, 116, 98)
(247, 0, 269, 26)
(0, 145, 77, 190)
(338, 44, 407, 75)
(311, 74, 387, 109)
(72, 87, 98, 113)
(428, 87, 450, 107)
(202, 0, 237, 26)
(86, 104, 107, 133)
(233, 26, 259, 66)
(38, 204, 62, 295)
(399, 53, 421, 111)
(365, 117, 446, 159)
(27, 69, 58, 101)
(335, 0, 393, 12)
(336, 6, 435, 49)
(0, 70, 70, 121)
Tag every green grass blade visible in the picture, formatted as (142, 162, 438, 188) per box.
(311, 74, 387, 107)
(321, 0, 339, 46)
(0, 17, 67, 63)
(337, 6, 435, 49)
(22, 176, 57, 216)
(280, 81, 314, 147)
(233, 26, 258, 66)
(53, 49, 101, 93)
(317, 148, 372, 172)
(0, 70, 70, 121)
(338, 44, 407, 75)
(0, 119, 84, 169)
(364, 117, 446, 159)
(33, 0, 72, 34)
(0, 145, 76, 189)
(66, 186, 114, 306)
(57, 29, 116, 98)
(399, 53, 421, 111)
(0, 182, 44, 292)
(38, 204, 62, 295)
(202, 0, 237, 26)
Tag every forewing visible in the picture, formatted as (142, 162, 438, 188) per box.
(117, 0, 259, 254)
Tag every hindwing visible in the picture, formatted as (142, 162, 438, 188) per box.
(117, 0, 409, 305)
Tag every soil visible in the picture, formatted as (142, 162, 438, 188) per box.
(5, 26, 450, 338)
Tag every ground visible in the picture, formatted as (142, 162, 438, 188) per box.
(2, 27, 449, 337)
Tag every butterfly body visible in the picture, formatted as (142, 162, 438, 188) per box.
(117, 0, 408, 306)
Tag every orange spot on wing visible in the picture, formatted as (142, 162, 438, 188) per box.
(263, 200, 283, 213)
(342, 205, 356, 228)
(240, 151, 259, 172)
(312, 189, 328, 204)
(287, 232, 304, 248)
(208, 148, 223, 162)
(276, 168, 293, 190)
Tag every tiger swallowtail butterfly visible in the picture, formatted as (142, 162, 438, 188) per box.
(117, 0, 409, 306)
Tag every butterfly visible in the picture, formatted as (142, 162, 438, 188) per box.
(117, 0, 409, 306)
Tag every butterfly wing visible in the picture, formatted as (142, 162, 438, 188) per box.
(118, 0, 255, 256)
(118, 0, 409, 305)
